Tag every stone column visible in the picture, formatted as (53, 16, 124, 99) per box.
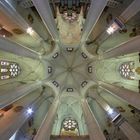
(81, 0, 108, 43)
(88, 93, 140, 140)
(0, 0, 47, 41)
(34, 97, 59, 140)
(81, 98, 106, 140)
(0, 0, 28, 30)
(94, 96, 120, 121)
(99, 81, 140, 109)
(32, 0, 59, 41)
(88, 92, 120, 122)
(0, 37, 40, 59)
(0, 93, 45, 140)
(0, 81, 42, 109)
(119, 121, 140, 140)
(119, 0, 140, 23)
(103, 35, 140, 59)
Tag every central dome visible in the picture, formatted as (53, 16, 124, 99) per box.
(49, 48, 91, 92)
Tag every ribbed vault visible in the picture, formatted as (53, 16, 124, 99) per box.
(0, 0, 140, 140)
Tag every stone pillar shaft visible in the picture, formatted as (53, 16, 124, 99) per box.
(119, 0, 140, 22)
(119, 121, 140, 140)
(81, 99, 106, 140)
(0, 81, 42, 109)
(81, 0, 108, 43)
(0, 0, 47, 40)
(32, 0, 59, 41)
(0, 94, 44, 140)
(0, 37, 40, 59)
(103, 35, 140, 59)
(34, 98, 59, 140)
(99, 81, 140, 110)
(89, 94, 140, 140)
(0, 0, 28, 30)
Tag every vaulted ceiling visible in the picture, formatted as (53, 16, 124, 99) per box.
(0, 0, 140, 140)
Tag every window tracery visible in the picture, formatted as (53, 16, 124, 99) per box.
(119, 61, 135, 80)
(62, 117, 78, 131)
(0, 60, 21, 80)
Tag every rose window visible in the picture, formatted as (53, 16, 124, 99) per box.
(63, 118, 78, 131)
(0, 60, 21, 80)
(119, 61, 135, 80)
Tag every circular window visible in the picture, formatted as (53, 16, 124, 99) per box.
(119, 61, 135, 79)
(63, 117, 78, 131)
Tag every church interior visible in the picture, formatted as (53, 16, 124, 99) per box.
(0, 0, 140, 140)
